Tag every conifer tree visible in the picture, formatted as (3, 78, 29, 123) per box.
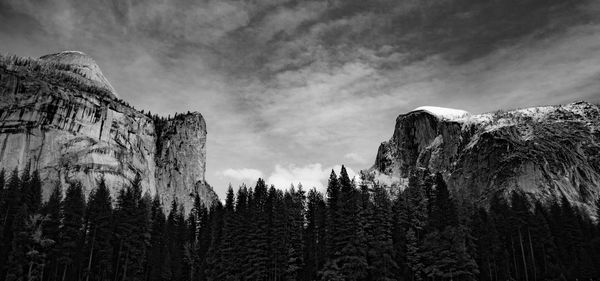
(42, 184, 63, 281)
(147, 195, 167, 281)
(304, 188, 326, 281)
(205, 202, 224, 281)
(325, 170, 340, 259)
(285, 186, 305, 281)
(489, 193, 513, 281)
(403, 173, 429, 280)
(84, 177, 113, 281)
(429, 173, 457, 231)
(112, 174, 149, 281)
(0, 168, 5, 195)
(5, 205, 29, 281)
(369, 184, 398, 281)
(217, 185, 238, 280)
(391, 187, 409, 279)
(0, 168, 21, 280)
(321, 166, 367, 281)
(245, 179, 270, 280)
(60, 181, 86, 281)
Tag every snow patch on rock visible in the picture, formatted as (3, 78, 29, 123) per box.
(413, 106, 470, 120)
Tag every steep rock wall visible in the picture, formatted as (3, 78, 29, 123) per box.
(155, 113, 216, 211)
(371, 102, 600, 213)
(0, 52, 216, 211)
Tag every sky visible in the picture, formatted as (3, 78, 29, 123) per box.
(1, 0, 600, 199)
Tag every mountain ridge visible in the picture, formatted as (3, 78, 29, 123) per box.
(369, 101, 600, 214)
(0, 52, 217, 211)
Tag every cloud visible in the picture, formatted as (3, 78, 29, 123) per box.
(266, 163, 357, 191)
(221, 168, 264, 181)
(2, 0, 600, 201)
(344, 153, 368, 164)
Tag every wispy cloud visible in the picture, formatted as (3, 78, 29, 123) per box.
(2, 0, 600, 198)
(344, 153, 368, 164)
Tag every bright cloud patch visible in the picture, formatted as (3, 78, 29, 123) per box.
(221, 168, 263, 181)
(266, 163, 357, 191)
(344, 152, 368, 164)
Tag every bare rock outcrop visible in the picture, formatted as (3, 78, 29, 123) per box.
(370, 102, 600, 213)
(0, 52, 217, 212)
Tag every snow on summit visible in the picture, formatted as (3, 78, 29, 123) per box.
(413, 106, 470, 120)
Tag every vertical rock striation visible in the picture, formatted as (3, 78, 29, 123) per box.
(155, 112, 216, 211)
(0, 52, 217, 211)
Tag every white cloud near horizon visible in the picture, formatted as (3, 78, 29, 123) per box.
(221, 168, 264, 181)
(266, 163, 357, 192)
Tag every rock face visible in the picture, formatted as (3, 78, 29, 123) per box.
(371, 102, 600, 213)
(155, 113, 210, 212)
(39, 51, 118, 98)
(0, 52, 217, 211)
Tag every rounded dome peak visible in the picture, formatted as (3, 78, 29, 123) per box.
(40, 50, 118, 98)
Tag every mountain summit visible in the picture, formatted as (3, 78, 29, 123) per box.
(370, 101, 600, 214)
(40, 50, 118, 98)
(0, 52, 216, 211)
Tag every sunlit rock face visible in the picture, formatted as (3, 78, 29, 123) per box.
(0, 52, 216, 211)
(155, 112, 217, 212)
(39, 51, 118, 98)
(371, 102, 600, 213)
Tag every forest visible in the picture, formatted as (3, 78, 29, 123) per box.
(1, 166, 600, 281)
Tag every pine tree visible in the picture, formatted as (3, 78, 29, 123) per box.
(245, 179, 270, 280)
(420, 174, 478, 280)
(304, 188, 326, 281)
(147, 195, 167, 281)
(5, 205, 30, 281)
(0, 168, 5, 280)
(217, 185, 238, 280)
(205, 202, 224, 281)
(42, 184, 63, 281)
(325, 170, 340, 259)
(489, 193, 513, 281)
(84, 177, 113, 281)
(321, 166, 367, 281)
(369, 184, 398, 281)
(429, 173, 457, 231)
(285, 186, 305, 281)
(7, 211, 54, 281)
(0, 168, 21, 281)
(60, 181, 86, 281)
(268, 186, 287, 280)
(0, 168, 5, 195)
(23, 170, 42, 213)
(112, 174, 149, 281)
(391, 187, 409, 280)
(529, 202, 561, 280)
(164, 200, 186, 281)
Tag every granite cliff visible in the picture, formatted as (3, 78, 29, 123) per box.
(370, 102, 600, 213)
(0, 52, 217, 211)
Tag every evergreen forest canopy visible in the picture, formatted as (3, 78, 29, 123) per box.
(1, 166, 600, 281)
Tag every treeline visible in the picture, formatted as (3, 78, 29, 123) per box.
(1, 166, 600, 281)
